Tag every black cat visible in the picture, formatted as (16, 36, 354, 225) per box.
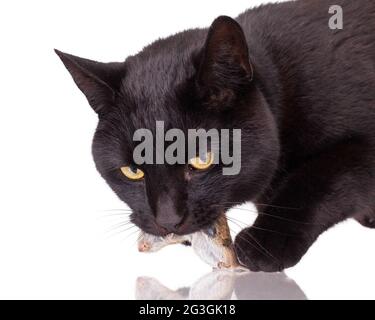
(56, 0, 375, 272)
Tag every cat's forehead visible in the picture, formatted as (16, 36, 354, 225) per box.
(120, 31, 205, 107)
(118, 62, 196, 131)
(122, 54, 194, 105)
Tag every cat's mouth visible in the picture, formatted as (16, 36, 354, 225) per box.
(139, 217, 218, 238)
(132, 207, 223, 237)
(156, 221, 217, 239)
(177, 212, 222, 237)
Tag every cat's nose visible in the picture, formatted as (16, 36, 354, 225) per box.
(155, 194, 183, 234)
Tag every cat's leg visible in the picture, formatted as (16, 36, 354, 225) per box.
(234, 140, 375, 272)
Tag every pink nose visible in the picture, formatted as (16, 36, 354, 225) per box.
(138, 241, 151, 252)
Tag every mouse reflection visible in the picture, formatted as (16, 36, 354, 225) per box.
(135, 270, 307, 300)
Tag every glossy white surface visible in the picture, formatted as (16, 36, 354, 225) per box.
(0, 0, 374, 300)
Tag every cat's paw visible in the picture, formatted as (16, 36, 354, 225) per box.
(234, 227, 310, 272)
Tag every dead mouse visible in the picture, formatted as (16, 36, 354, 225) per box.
(138, 214, 246, 271)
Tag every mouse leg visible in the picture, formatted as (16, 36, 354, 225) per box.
(213, 215, 242, 269)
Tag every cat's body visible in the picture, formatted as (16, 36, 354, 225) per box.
(234, 0, 375, 270)
(56, 0, 375, 272)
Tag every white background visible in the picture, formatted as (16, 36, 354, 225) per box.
(0, 0, 374, 300)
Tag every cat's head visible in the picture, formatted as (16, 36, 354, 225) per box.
(56, 16, 279, 236)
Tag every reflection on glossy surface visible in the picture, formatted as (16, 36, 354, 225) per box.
(136, 270, 307, 300)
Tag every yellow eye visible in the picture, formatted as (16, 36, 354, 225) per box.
(189, 152, 214, 170)
(120, 166, 144, 180)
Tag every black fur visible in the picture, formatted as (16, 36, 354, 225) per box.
(56, 0, 375, 272)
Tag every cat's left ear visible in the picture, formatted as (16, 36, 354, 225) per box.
(55, 49, 124, 114)
(197, 16, 253, 108)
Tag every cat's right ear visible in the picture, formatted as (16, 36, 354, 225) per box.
(55, 49, 124, 113)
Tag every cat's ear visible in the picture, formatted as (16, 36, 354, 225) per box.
(197, 16, 253, 108)
(55, 49, 124, 113)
